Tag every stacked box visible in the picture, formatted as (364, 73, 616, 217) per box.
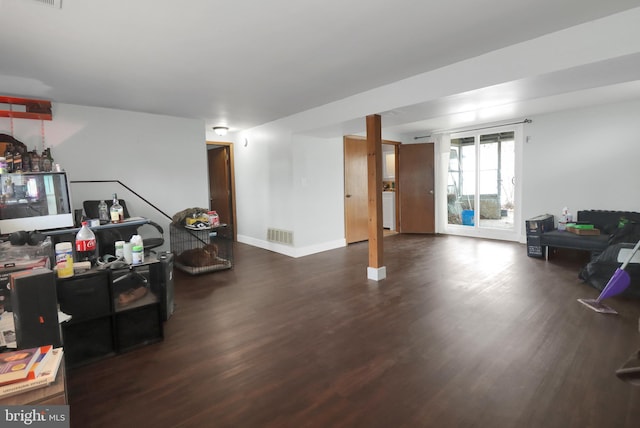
(525, 214, 554, 235)
(526, 214, 554, 258)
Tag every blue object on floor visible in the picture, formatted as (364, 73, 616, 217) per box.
(462, 210, 474, 226)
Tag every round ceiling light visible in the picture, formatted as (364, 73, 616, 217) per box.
(213, 126, 229, 136)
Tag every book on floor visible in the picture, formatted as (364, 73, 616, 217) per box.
(0, 347, 41, 386)
(0, 347, 63, 399)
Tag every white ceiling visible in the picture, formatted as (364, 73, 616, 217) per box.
(1, 0, 640, 137)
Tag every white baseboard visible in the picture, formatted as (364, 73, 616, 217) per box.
(237, 235, 346, 258)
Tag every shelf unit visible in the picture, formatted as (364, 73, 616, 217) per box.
(56, 260, 164, 368)
(0, 96, 52, 121)
(170, 223, 233, 275)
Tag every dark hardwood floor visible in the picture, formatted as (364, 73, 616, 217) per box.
(67, 234, 640, 427)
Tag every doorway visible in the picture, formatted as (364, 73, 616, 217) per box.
(206, 142, 237, 241)
(344, 136, 369, 244)
(398, 143, 435, 233)
(344, 137, 433, 242)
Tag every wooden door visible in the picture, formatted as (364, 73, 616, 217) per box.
(344, 136, 369, 243)
(398, 143, 435, 233)
(207, 147, 232, 225)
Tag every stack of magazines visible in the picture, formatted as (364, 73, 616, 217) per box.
(0, 346, 64, 399)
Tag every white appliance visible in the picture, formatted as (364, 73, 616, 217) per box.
(383, 192, 395, 231)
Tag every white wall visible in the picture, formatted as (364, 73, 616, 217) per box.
(1, 103, 208, 252)
(522, 99, 640, 232)
(223, 122, 296, 253)
(292, 134, 345, 255)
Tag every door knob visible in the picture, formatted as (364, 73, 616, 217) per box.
(345, 194, 352, 198)
(429, 190, 434, 194)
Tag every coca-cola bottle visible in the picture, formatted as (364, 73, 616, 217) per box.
(75, 221, 97, 266)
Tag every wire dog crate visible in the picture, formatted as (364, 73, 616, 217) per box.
(170, 223, 233, 275)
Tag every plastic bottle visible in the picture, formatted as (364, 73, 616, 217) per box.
(30, 148, 40, 172)
(115, 240, 125, 259)
(132, 245, 143, 265)
(98, 200, 109, 223)
(110, 193, 124, 223)
(13, 150, 22, 172)
(75, 221, 97, 266)
(41, 148, 53, 172)
(4, 147, 12, 173)
(130, 235, 144, 263)
(55, 242, 74, 278)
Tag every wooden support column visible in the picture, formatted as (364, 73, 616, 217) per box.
(366, 114, 386, 281)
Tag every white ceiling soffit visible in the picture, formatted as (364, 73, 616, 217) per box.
(298, 52, 640, 138)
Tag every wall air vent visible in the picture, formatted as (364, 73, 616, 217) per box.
(31, 0, 62, 8)
(267, 228, 294, 246)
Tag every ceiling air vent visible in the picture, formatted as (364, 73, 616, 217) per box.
(31, 0, 62, 8)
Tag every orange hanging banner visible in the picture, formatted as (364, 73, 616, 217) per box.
(0, 96, 52, 120)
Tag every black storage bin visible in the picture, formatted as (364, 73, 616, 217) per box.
(62, 316, 115, 368)
(115, 305, 163, 352)
(526, 214, 554, 236)
(57, 271, 111, 320)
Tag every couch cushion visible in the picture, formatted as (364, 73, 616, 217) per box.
(540, 230, 610, 252)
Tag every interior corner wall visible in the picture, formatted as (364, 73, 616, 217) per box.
(4, 103, 208, 251)
(231, 122, 295, 252)
(521, 98, 640, 236)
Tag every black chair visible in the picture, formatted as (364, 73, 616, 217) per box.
(83, 200, 164, 256)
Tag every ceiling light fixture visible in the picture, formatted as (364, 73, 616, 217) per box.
(213, 126, 229, 136)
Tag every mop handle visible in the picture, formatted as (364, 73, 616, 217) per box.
(620, 240, 640, 270)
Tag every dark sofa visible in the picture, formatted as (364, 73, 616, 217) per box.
(539, 210, 640, 260)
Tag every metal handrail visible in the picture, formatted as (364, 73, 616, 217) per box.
(70, 179, 173, 221)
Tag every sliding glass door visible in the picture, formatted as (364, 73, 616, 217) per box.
(446, 126, 521, 240)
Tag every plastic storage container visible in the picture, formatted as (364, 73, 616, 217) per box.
(461, 210, 475, 226)
(55, 242, 74, 278)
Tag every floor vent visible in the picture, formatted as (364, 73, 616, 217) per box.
(31, 0, 62, 8)
(267, 228, 294, 246)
